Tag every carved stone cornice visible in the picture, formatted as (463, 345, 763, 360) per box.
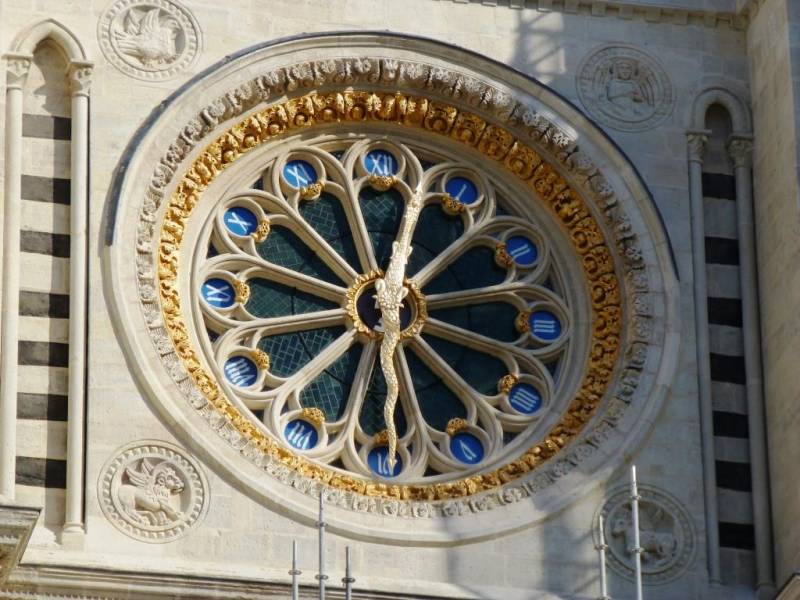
(68, 61, 94, 97)
(3, 53, 32, 90)
(686, 131, 709, 164)
(727, 134, 754, 169)
(435, 0, 748, 31)
(0, 505, 40, 585)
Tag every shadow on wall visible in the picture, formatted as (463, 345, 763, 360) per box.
(434, 8, 618, 600)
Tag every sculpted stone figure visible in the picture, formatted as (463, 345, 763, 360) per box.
(114, 8, 180, 67)
(610, 504, 678, 567)
(577, 45, 674, 132)
(118, 458, 185, 526)
(604, 58, 652, 118)
(99, 442, 208, 542)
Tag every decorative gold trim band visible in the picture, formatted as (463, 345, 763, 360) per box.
(156, 89, 622, 501)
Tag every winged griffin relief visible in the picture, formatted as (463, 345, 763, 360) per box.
(118, 458, 185, 526)
(113, 8, 181, 67)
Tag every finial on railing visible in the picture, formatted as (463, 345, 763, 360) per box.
(290, 540, 302, 600)
(342, 545, 355, 600)
(317, 492, 328, 600)
(630, 465, 643, 600)
(595, 513, 611, 600)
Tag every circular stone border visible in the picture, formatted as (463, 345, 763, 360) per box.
(106, 34, 680, 544)
(576, 44, 675, 132)
(593, 484, 696, 584)
(98, 440, 210, 543)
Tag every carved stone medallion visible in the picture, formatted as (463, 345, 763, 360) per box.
(97, 0, 201, 81)
(98, 441, 209, 542)
(594, 484, 695, 584)
(577, 44, 674, 132)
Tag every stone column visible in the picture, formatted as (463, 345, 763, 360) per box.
(63, 61, 93, 539)
(687, 130, 721, 585)
(0, 54, 32, 502)
(727, 135, 775, 598)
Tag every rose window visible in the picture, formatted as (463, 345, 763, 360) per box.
(193, 135, 585, 484)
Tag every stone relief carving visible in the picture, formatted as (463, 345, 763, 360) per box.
(0, 506, 38, 585)
(577, 45, 674, 132)
(98, 0, 201, 81)
(596, 485, 695, 584)
(125, 55, 664, 520)
(98, 441, 208, 542)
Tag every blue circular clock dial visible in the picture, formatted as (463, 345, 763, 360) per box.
(368, 446, 403, 477)
(224, 356, 258, 387)
(509, 383, 542, 414)
(528, 310, 561, 341)
(223, 206, 259, 236)
(444, 176, 479, 205)
(284, 419, 319, 450)
(202, 278, 236, 309)
(505, 235, 538, 267)
(364, 149, 398, 176)
(450, 432, 484, 464)
(283, 160, 318, 189)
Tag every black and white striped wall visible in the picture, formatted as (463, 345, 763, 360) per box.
(702, 170, 757, 585)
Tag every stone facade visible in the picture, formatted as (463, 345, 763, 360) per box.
(0, 1, 796, 599)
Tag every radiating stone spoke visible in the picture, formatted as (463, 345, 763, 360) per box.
(424, 318, 550, 377)
(426, 283, 551, 311)
(206, 254, 347, 303)
(220, 309, 347, 343)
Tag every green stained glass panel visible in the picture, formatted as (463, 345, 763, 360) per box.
(407, 205, 464, 277)
(257, 326, 345, 378)
(300, 344, 362, 421)
(359, 187, 404, 269)
(299, 192, 361, 271)
(256, 225, 343, 285)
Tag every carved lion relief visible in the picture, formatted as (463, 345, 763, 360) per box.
(98, 441, 209, 542)
(98, 0, 201, 81)
(595, 484, 695, 584)
(577, 44, 674, 132)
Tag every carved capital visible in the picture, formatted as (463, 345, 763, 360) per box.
(727, 135, 754, 169)
(686, 131, 709, 163)
(68, 61, 94, 97)
(3, 53, 32, 90)
(0, 505, 40, 584)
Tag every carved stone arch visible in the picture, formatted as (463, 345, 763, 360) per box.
(9, 18, 88, 61)
(688, 78, 752, 133)
(105, 31, 680, 544)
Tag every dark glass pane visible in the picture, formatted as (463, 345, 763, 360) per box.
(300, 344, 362, 421)
(429, 302, 518, 343)
(359, 363, 408, 436)
(423, 334, 507, 396)
(407, 205, 464, 277)
(256, 225, 342, 285)
(258, 326, 345, 378)
(405, 348, 467, 431)
(359, 187, 404, 269)
(424, 245, 506, 295)
(299, 192, 361, 271)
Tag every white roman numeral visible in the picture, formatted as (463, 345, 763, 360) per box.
(458, 440, 478, 462)
(225, 211, 250, 234)
(512, 388, 539, 410)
